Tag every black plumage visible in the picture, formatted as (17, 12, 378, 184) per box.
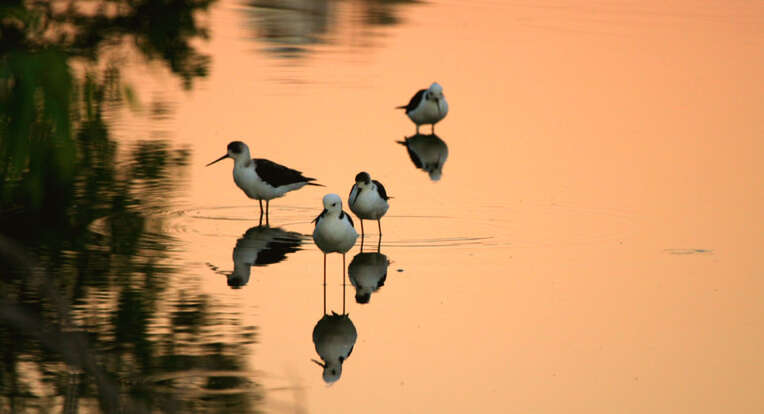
(339, 211, 354, 229)
(313, 209, 327, 224)
(396, 89, 426, 113)
(372, 180, 389, 200)
(254, 158, 319, 188)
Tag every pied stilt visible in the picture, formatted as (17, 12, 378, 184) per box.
(397, 82, 449, 134)
(348, 171, 390, 237)
(206, 141, 321, 225)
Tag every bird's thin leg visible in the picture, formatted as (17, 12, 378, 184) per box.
(415, 124, 420, 134)
(342, 253, 346, 314)
(377, 234, 382, 253)
(323, 254, 327, 315)
(360, 233, 365, 252)
(265, 200, 270, 227)
(377, 219, 382, 236)
(431, 124, 435, 134)
(360, 220, 365, 237)
(258, 199, 264, 225)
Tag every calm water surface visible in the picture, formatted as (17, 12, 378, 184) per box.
(1, 0, 763, 413)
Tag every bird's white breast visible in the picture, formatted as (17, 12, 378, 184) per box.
(313, 214, 358, 253)
(408, 98, 448, 125)
(350, 187, 389, 220)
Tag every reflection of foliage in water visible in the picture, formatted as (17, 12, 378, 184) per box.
(245, 0, 419, 58)
(1, 1, 262, 412)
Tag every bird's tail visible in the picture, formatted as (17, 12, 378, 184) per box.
(306, 181, 325, 187)
(395, 105, 407, 110)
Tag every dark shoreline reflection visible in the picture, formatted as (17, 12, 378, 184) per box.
(0, 0, 265, 412)
(243, 0, 420, 59)
(397, 133, 449, 181)
(223, 225, 304, 289)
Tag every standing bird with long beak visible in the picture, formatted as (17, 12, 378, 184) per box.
(207, 141, 321, 225)
(348, 171, 390, 237)
(312, 194, 359, 288)
(397, 82, 449, 134)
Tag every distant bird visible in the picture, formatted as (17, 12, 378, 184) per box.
(312, 194, 359, 284)
(207, 141, 321, 225)
(348, 172, 390, 236)
(348, 251, 389, 304)
(226, 226, 303, 289)
(397, 133, 449, 181)
(312, 312, 357, 383)
(397, 82, 449, 134)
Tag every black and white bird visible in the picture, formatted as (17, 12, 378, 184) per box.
(207, 141, 321, 225)
(312, 194, 359, 284)
(397, 82, 449, 134)
(348, 171, 390, 236)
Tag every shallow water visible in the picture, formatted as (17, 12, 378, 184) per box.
(1, 0, 763, 412)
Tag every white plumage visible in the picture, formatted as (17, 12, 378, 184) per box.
(397, 82, 449, 134)
(312, 194, 358, 254)
(207, 140, 320, 225)
(348, 171, 390, 236)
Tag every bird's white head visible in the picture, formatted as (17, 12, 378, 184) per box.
(428, 82, 445, 100)
(322, 193, 343, 213)
(206, 141, 251, 167)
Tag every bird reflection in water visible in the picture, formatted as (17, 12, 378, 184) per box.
(397, 133, 449, 181)
(223, 225, 303, 288)
(311, 260, 358, 384)
(348, 238, 390, 304)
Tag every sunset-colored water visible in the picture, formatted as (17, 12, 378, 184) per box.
(1, 0, 762, 412)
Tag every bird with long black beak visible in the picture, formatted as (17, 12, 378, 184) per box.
(397, 82, 449, 134)
(206, 141, 321, 226)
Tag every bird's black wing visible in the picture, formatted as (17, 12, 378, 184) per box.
(396, 89, 426, 113)
(340, 211, 355, 229)
(255, 158, 317, 187)
(372, 180, 389, 200)
(348, 183, 359, 207)
(312, 209, 327, 224)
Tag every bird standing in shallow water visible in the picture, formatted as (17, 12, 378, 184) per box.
(207, 141, 321, 226)
(397, 82, 449, 134)
(312, 194, 359, 289)
(348, 171, 389, 237)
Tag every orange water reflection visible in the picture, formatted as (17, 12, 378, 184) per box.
(159, 0, 764, 412)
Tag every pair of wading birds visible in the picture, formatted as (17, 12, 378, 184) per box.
(206, 82, 449, 276)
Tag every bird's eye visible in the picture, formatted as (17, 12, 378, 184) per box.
(332, 203, 337, 207)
